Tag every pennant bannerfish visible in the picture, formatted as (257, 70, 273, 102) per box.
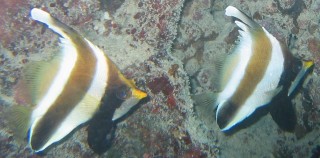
(7, 8, 147, 153)
(215, 6, 313, 131)
(193, 6, 313, 132)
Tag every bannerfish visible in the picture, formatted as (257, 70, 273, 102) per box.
(6, 8, 147, 153)
(193, 6, 313, 132)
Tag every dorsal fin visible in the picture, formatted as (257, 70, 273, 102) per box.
(215, 6, 266, 95)
(31, 8, 74, 40)
(210, 53, 228, 92)
(225, 6, 260, 29)
(22, 58, 61, 105)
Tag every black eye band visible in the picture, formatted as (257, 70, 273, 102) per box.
(116, 86, 131, 100)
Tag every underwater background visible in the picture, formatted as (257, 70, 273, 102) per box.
(0, 0, 320, 157)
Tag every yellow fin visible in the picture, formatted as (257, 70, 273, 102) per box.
(4, 105, 32, 142)
(22, 57, 61, 105)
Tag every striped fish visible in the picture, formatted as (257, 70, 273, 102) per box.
(7, 8, 147, 152)
(215, 6, 313, 131)
(193, 6, 313, 132)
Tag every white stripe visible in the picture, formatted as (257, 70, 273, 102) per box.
(29, 8, 110, 152)
(35, 39, 109, 152)
(30, 8, 79, 125)
(31, 8, 70, 40)
(222, 28, 284, 131)
(29, 39, 78, 146)
(85, 39, 109, 99)
(216, 27, 253, 109)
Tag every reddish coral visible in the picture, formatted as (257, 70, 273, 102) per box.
(0, 1, 29, 47)
(138, 29, 146, 40)
(147, 76, 174, 95)
(224, 27, 239, 45)
(181, 132, 192, 145)
(132, 0, 181, 49)
(134, 12, 145, 19)
(308, 38, 320, 54)
(143, 153, 152, 158)
(151, 105, 161, 114)
(130, 28, 137, 34)
(308, 38, 320, 73)
(166, 93, 176, 109)
(182, 148, 206, 158)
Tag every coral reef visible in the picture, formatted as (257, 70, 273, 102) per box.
(0, 0, 320, 157)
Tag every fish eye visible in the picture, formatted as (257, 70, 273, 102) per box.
(116, 86, 132, 100)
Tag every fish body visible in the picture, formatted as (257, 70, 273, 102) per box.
(8, 8, 147, 152)
(214, 6, 313, 131)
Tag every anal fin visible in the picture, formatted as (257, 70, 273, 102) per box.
(270, 95, 296, 132)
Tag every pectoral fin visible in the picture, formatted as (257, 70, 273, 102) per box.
(192, 92, 217, 127)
